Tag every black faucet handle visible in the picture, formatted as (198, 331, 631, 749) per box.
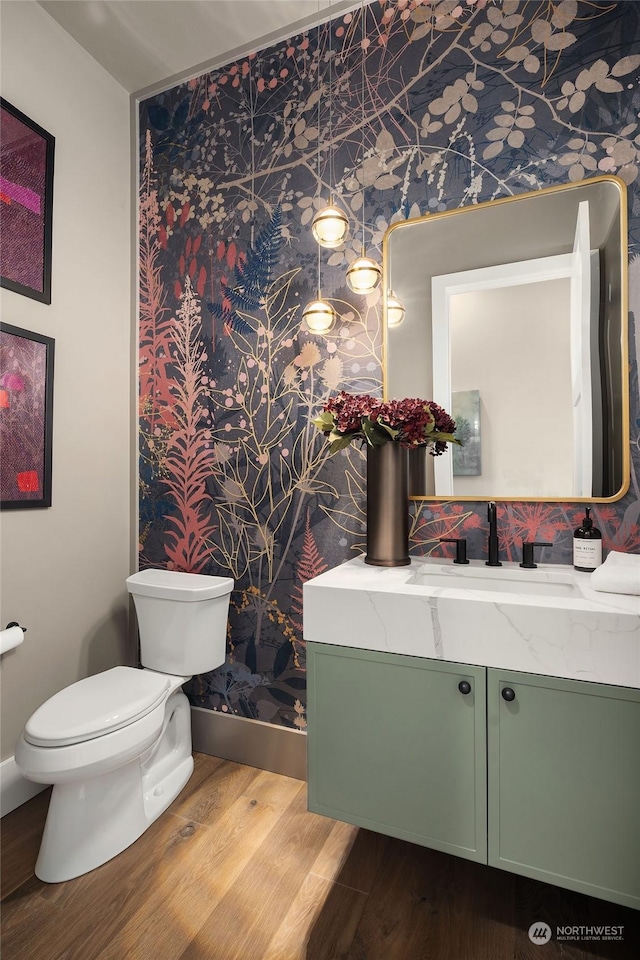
(520, 541, 553, 569)
(439, 537, 469, 564)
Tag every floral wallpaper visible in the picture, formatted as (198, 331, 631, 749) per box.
(139, 0, 640, 728)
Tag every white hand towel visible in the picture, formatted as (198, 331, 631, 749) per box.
(590, 550, 640, 596)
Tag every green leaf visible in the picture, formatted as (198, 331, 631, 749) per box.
(311, 411, 335, 431)
(422, 412, 436, 434)
(362, 417, 391, 447)
(377, 419, 400, 440)
(328, 433, 353, 454)
(432, 432, 461, 446)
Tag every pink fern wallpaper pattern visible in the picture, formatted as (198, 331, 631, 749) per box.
(139, 0, 640, 728)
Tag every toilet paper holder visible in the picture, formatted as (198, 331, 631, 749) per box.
(1, 622, 27, 655)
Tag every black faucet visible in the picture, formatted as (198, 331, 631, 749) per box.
(486, 501, 502, 566)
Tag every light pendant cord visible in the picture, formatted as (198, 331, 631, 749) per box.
(361, 1, 366, 253)
(250, 59, 256, 248)
(317, 0, 321, 203)
(317, 1, 322, 298)
(328, 1, 334, 203)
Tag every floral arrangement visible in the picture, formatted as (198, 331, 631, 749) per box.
(312, 392, 459, 455)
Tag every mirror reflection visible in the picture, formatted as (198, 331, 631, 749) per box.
(384, 176, 628, 502)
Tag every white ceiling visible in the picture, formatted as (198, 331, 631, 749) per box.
(37, 0, 355, 94)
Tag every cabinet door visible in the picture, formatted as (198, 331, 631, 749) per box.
(307, 642, 487, 863)
(488, 669, 640, 909)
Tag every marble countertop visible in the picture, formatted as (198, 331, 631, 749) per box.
(303, 556, 640, 689)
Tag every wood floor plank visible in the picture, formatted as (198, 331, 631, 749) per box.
(166, 750, 225, 818)
(262, 871, 335, 960)
(304, 880, 370, 960)
(169, 755, 259, 826)
(345, 839, 449, 960)
(0, 874, 61, 940)
(322, 827, 391, 896)
(2, 813, 208, 960)
(419, 857, 517, 960)
(308, 819, 358, 886)
(93, 769, 304, 960)
(0, 789, 51, 900)
(178, 787, 339, 960)
(264, 819, 367, 960)
(346, 839, 518, 960)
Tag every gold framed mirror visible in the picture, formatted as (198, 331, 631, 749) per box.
(383, 176, 629, 503)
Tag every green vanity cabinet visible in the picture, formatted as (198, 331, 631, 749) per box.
(307, 643, 640, 909)
(307, 642, 488, 863)
(487, 669, 640, 910)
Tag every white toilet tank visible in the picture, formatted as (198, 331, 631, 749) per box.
(126, 569, 234, 676)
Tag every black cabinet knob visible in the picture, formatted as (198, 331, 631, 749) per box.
(458, 680, 471, 695)
(501, 687, 516, 702)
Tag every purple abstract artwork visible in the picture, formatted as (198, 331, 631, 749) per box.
(0, 100, 54, 303)
(0, 324, 54, 509)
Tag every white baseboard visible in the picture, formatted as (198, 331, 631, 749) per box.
(0, 756, 48, 817)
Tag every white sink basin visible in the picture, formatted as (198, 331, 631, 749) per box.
(407, 566, 578, 598)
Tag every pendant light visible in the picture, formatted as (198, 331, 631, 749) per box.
(386, 290, 406, 328)
(302, 296, 337, 333)
(346, 253, 382, 294)
(311, 4, 350, 249)
(346, 3, 381, 295)
(312, 203, 349, 248)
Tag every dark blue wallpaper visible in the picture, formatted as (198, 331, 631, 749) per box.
(139, 1, 640, 727)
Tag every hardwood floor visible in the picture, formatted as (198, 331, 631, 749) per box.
(1, 752, 638, 960)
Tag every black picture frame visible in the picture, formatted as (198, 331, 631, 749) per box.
(0, 98, 55, 304)
(0, 323, 55, 509)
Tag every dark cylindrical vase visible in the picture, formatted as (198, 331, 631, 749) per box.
(365, 442, 410, 566)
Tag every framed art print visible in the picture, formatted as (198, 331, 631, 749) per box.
(0, 323, 54, 508)
(0, 98, 55, 304)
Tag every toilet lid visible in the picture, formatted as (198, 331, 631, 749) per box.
(24, 667, 171, 747)
(126, 568, 234, 601)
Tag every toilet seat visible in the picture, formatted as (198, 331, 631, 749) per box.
(16, 699, 169, 784)
(24, 667, 171, 747)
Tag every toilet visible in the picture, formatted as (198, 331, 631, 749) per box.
(15, 568, 233, 883)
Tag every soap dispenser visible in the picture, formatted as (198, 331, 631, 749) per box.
(573, 507, 602, 572)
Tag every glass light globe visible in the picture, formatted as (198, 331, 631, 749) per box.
(386, 291, 406, 328)
(311, 203, 349, 248)
(346, 254, 382, 294)
(302, 298, 336, 333)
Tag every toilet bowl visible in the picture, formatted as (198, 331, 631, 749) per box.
(15, 569, 233, 883)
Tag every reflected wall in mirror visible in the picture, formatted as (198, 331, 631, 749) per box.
(384, 176, 629, 502)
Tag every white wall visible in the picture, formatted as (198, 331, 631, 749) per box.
(0, 1, 132, 761)
(449, 278, 573, 497)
